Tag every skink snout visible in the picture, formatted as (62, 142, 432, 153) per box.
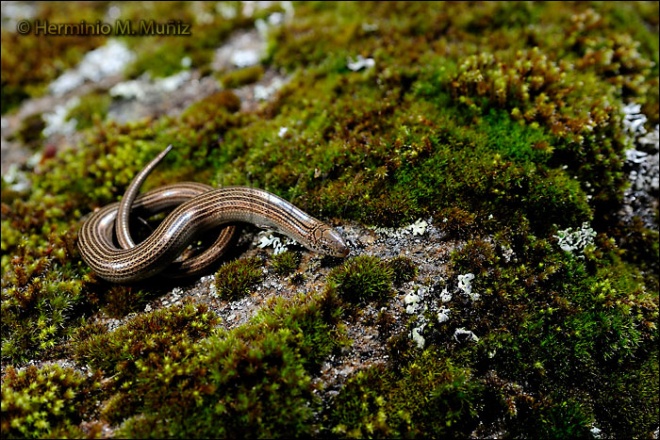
(320, 227, 350, 258)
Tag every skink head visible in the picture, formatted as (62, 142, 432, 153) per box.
(313, 225, 350, 258)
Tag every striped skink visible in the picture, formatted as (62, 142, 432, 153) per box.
(77, 146, 349, 283)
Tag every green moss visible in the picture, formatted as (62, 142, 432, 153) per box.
(448, 230, 658, 437)
(594, 352, 659, 438)
(435, 206, 478, 239)
(391, 124, 592, 234)
(386, 255, 418, 286)
(214, 256, 264, 300)
(325, 348, 484, 438)
(270, 250, 301, 276)
(0, 3, 107, 114)
(97, 285, 156, 319)
(73, 301, 218, 374)
(508, 392, 595, 439)
(328, 255, 394, 303)
(125, 43, 191, 79)
(65, 93, 111, 130)
(1, 228, 85, 363)
(444, 47, 632, 210)
(13, 113, 45, 148)
(219, 65, 264, 89)
(1, 363, 102, 438)
(103, 291, 345, 438)
(611, 216, 660, 290)
(72, 301, 219, 424)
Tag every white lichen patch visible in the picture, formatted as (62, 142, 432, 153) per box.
(49, 40, 135, 96)
(370, 218, 428, 238)
(590, 425, 603, 439)
(453, 327, 479, 343)
(402, 285, 433, 348)
(411, 324, 426, 349)
(554, 222, 596, 256)
(42, 97, 80, 137)
(437, 307, 451, 323)
(257, 231, 297, 255)
(439, 287, 452, 303)
(254, 76, 287, 101)
(157, 71, 191, 92)
(409, 219, 428, 236)
(110, 71, 191, 101)
(213, 27, 268, 71)
(457, 273, 479, 301)
(403, 292, 421, 314)
(231, 49, 261, 68)
(347, 55, 375, 71)
(500, 245, 515, 263)
(2, 164, 31, 192)
(622, 102, 648, 137)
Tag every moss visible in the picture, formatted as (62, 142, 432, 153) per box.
(445, 47, 632, 212)
(448, 231, 658, 437)
(390, 123, 592, 234)
(65, 93, 111, 131)
(324, 348, 484, 438)
(13, 113, 46, 148)
(270, 250, 301, 276)
(611, 216, 660, 290)
(1, 363, 102, 438)
(214, 256, 264, 300)
(0, 3, 107, 114)
(181, 89, 242, 119)
(73, 300, 218, 373)
(72, 301, 219, 424)
(176, 90, 246, 163)
(219, 65, 264, 89)
(101, 291, 345, 438)
(435, 206, 478, 239)
(507, 392, 595, 439)
(1, 227, 85, 363)
(386, 255, 418, 286)
(593, 351, 659, 438)
(125, 43, 191, 79)
(327, 255, 394, 304)
(97, 285, 156, 319)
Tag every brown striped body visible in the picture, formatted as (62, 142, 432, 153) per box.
(77, 147, 349, 283)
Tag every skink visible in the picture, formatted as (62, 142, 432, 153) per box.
(77, 146, 349, 283)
